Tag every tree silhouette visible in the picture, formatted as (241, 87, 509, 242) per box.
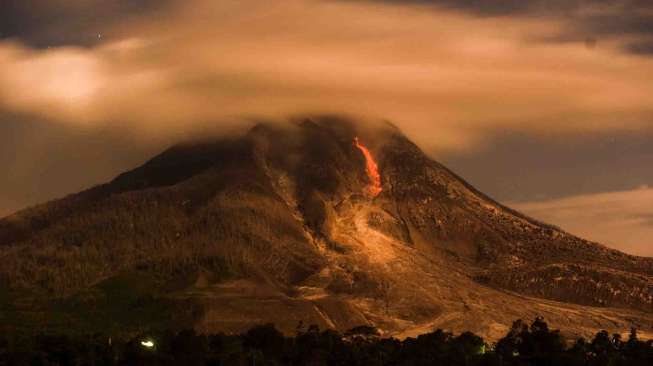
(1, 318, 652, 365)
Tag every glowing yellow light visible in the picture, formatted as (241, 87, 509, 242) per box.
(141, 340, 155, 348)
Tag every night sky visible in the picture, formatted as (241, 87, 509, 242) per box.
(1, 0, 652, 255)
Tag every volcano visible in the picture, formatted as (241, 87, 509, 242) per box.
(1, 117, 652, 339)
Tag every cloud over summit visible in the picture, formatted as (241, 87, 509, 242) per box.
(0, 0, 652, 257)
(1, 0, 653, 151)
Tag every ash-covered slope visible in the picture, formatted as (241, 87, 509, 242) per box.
(0, 117, 651, 339)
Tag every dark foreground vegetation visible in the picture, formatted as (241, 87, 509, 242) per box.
(1, 318, 652, 366)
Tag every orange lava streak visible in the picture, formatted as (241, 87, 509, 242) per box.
(354, 137, 382, 198)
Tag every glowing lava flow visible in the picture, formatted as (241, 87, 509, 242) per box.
(353, 137, 382, 198)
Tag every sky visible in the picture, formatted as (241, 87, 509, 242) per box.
(0, 0, 651, 256)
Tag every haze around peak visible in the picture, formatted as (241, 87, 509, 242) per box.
(0, 0, 651, 256)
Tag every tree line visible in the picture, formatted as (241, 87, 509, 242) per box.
(1, 318, 652, 365)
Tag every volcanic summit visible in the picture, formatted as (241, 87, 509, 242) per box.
(0, 117, 651, 339)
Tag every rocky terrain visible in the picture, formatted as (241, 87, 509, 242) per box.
(0, 117, 651, 340)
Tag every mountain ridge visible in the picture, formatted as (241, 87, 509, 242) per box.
(0, 117, 651, 339)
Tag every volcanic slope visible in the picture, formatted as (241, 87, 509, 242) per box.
(1, 118, 651, 340)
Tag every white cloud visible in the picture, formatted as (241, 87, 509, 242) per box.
(1, 0, 653, 152)
(0, 44, 106, 122)
(511, 187, 653, 257)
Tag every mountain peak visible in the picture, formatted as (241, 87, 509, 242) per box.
(1, 117, 651, 339)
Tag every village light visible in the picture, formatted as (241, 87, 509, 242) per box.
(140, 339, 155, 349)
